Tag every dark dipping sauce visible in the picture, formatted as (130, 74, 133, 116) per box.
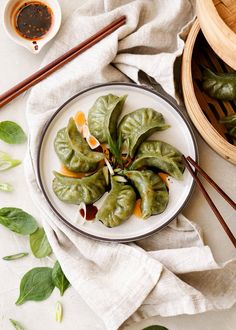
(80, 204, 98, 221)
(15, 1, 52, 39)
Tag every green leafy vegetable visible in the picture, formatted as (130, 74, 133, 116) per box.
(0, 121, 27, 144)
(30, 227, 52, 258)
(0, 151, 21, 171)
(56, 301, 63, 322)
(3, 252, 28, 261)
(0, 208, 38, 235)
(107, 134, 122, 166)
(16, 267, 55, 305)
(142, 326, 169, 330)
(0, 182, 13, 192)
(9, 319, 25, 330)
(52, 261, 70, 296)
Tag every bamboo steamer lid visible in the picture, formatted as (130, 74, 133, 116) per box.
(197, 0, 236, 69)
(182, 20, 236, 165)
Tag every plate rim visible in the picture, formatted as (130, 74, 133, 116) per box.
(36, 82, 198, 243)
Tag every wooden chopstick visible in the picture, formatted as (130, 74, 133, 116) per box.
(0, 15, 126, 108)
(187, 156, 236, 211)
(182, 156, 236, 248)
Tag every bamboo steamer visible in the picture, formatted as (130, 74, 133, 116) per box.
(182, 19, 236, 164)
(197, 0, 236, 69)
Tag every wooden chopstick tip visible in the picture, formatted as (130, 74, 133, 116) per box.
(182, 155, 189, 166)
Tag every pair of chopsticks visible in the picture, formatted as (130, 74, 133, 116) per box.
(182, 156, 236, 248)
(0, 16, 126, 108)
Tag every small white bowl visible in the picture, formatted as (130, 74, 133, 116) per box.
(3, 0, 62, 54)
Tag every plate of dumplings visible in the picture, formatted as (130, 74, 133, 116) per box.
(37, 83, 197, 242)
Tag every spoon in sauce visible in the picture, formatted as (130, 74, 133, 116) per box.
(3, 0, 61, 54)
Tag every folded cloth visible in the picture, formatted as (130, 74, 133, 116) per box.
(25, 1, 236, 329)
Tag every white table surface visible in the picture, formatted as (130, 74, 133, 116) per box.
(0, 0, 236, 329)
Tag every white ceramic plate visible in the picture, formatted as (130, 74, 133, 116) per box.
(37, 83, 198, 242)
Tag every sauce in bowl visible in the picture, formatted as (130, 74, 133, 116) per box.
(15, 1, 52, 40)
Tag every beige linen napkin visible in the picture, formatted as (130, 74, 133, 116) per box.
(25, 1, 236, 329)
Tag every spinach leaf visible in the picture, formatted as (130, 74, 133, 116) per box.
(52, 261, 70, 296)
(16, 267, 55, 305)
(3, 252, 28, 261)
(0, 151, 21, 171)
(0, 208, 38, 235)
(9, 319, 25, 330)
(30, 227, 52, 258)
(142, 326, 169, 330)
(0, 121, 27, 144)
(0, 182, 13, 192)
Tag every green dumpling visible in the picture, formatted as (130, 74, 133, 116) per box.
(125, 170, 169, 219)
(202, 68, 236, 101)
(54, 118, 103, 172)
(130, 140, 184, 180)
(96, 179, 136, 227)
(52, 168, 107, 205)
(220, 113, 236, 138)
(118, 108, 170, 158)
(88, 94, 127, 143)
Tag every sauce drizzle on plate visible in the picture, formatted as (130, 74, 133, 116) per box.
(80, 205, 98, 221)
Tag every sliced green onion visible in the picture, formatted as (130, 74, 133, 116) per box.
(113, 175, 127, 183)
(104, 158, 114, 175)
(56, 301, 63, 322)
(3, 252, 29, 261)
(0, 182, 13, 192)
(9, 319, 25, 330)
(0, 151, 21, 171)
(102, 166, 110, 185)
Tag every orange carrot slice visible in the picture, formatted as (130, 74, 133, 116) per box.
(133, 199, 142, 218)
(74, 111, 86, 126)
(87, 135, 100, 149)
(60, 166, 86, 178)
(159, 172, 169, 186)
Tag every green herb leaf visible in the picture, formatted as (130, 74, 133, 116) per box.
(3, 252, 28, 261)
(15, 267, 55, 305)
(0, 151, 21, 171)
(0, 208, 38, 235)
(52, 261, 70, 296)
(30, 227, 52, 258)
(142, 326, 169, 330)
(56, 301, 63, 322)
(9, 319, 25, 330)
(0, 121, 27, 144)
(107, 134, 123, 166)
(0, 182, 13, 192)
